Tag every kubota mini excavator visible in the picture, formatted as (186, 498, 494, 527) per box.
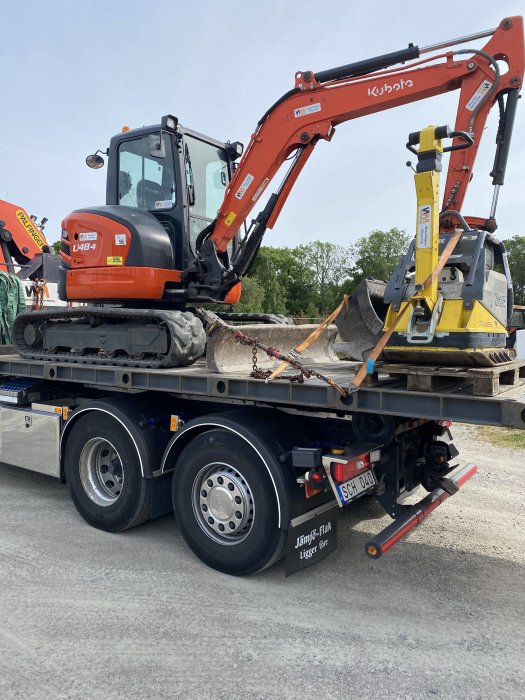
(12, 16, 524, 369)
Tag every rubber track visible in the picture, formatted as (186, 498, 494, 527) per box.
(13, 307, 205, 369)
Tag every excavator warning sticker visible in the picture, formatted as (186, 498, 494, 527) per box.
(225, 211, 237, 227)
(294, 103, 321, 118)
(114, 234, 126, 246)
(252, 178, 270, 202)
(106, 256, 123, 265)
(79, 232, 97, 241)
(15, 209, 46, 250)
(234, 174, 254, 200)
(417, 205, 431, 248)
(466, 80, 492, 111)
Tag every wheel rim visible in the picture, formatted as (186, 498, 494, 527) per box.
(79, 438, 124, 507)
(192, 463, 255, 545)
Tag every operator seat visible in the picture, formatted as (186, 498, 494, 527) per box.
(136, 179, 164, 210)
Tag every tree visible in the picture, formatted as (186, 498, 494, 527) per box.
(247, 249, 287, 314)
(505, 235, 525, 305)
(250, 246, 318, 316)
(295, 241, 351, 313)
(348, 227, 410, 292)
(52, 240, 61, 254)
(232, 276, 266, 313)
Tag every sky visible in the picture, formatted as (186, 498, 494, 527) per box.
(2, 0, 524, 249)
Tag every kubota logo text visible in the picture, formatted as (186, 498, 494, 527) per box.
(368, 78, 414, 98)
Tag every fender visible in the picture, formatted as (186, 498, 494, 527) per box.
(61, 394, 172, 479)
(161, 408, 313, 529)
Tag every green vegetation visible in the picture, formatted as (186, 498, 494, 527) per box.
(474, 425, 525, 449)
(505, 235, 525, 306)
(226, 228, 409, 318)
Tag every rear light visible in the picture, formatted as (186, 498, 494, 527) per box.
(304, 468, 327, 498)
(331, 453, 370, 483)
(310, 470, 325, 485)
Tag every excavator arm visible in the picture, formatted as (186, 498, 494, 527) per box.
(186, 16, 523, 301)
(0, 199, 50, 270)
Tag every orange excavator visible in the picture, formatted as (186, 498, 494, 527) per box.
(13, 16, 524, 368)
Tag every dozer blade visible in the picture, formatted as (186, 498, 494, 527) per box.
(206, 323, 338, 373)
(334, 279, 388, 360)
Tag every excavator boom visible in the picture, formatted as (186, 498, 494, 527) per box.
(185, 17, 523, 302)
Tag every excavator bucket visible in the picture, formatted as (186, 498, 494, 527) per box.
(206, 323, 338, 373)
(334, 279, 388, 360)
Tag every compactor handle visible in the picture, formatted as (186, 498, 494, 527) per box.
(406, 126, 473, 154)
(443, 130, 474, 153)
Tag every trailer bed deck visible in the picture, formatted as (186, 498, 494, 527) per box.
(0, 355, 524, 430)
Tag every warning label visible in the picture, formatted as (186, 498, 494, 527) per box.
(417, 205, 431, 248)
(294, 103, 321, 118)
(234, 174, 254, 200)
(466, 80, 492, 111)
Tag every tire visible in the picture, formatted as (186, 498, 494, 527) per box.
(172, 429, 286, 576)
(167, 311, 206, 366)
(64, 413, 151, 532)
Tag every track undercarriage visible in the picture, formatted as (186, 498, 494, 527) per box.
(13, 307, 206, 369)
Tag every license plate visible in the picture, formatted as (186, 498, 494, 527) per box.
(335, 469, 377, 506)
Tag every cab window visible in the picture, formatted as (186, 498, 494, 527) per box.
(118, 134, 176, 210)
(184, 135, 228, 254)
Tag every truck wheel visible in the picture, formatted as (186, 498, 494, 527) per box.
(64, 413, 151, 532)
(172, 429, 285, 576)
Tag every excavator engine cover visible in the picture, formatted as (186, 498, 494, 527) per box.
(59, 205, 181, 302)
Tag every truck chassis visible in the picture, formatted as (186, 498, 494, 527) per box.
(0, 354, 523, 576)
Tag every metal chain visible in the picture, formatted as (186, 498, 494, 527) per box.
(33, 278, 47, 310)
(251, 340, 271, 379)
(203, 316, 343, 392)
(249, 340, 305, 382)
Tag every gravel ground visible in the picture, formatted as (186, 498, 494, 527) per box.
(0, 425, 523, 700)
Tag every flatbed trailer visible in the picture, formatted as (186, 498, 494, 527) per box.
(0, 353, 524, 575)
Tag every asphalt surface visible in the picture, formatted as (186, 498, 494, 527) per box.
(0, 425, 523, 699)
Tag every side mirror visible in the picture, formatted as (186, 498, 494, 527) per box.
(86, 153, 105, 169)
(149, 133, 166, 159)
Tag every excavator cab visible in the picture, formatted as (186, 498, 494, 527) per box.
(59, 116, 242, 305)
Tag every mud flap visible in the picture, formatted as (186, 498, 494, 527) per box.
(284, 501, 338, 576)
